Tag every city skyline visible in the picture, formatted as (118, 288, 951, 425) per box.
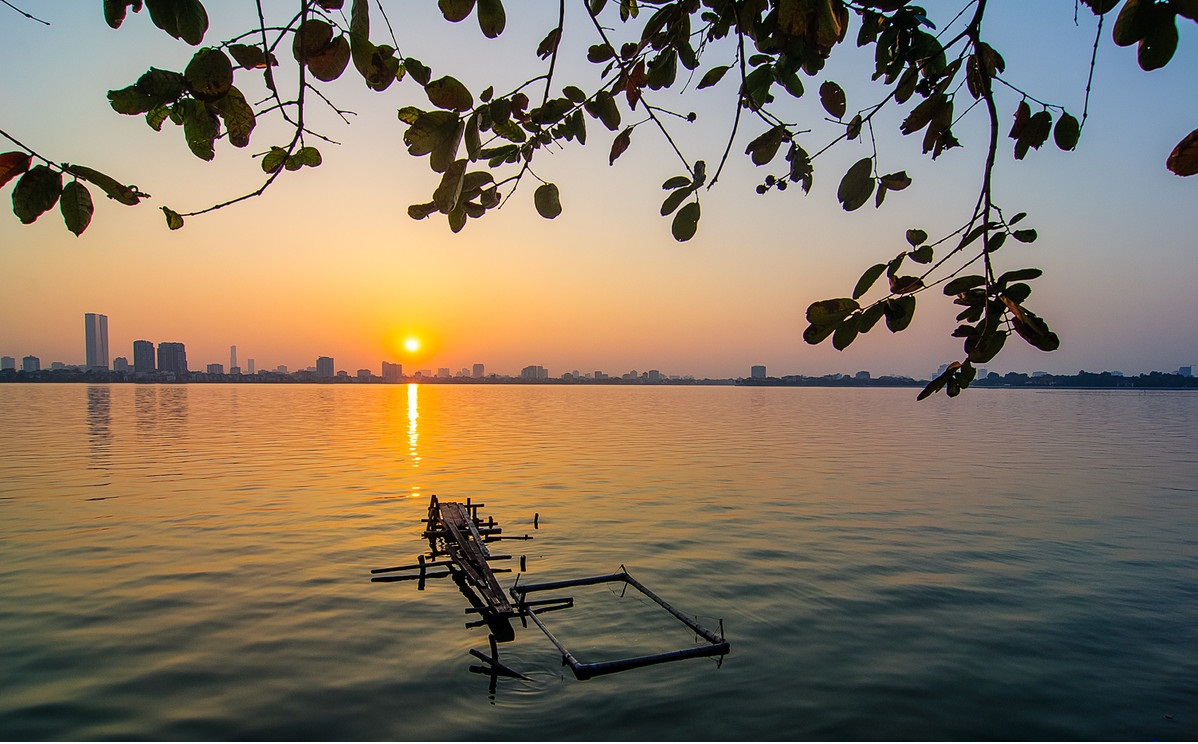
(1, 309, 1194, 382)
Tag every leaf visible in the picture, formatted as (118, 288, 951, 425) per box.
(997, 268, 1043, 284)
(63, 164, 146, 205)
(883, 295, 916, 332)
(293, 19, 334, 62)
(803, 323, 836, 345)
(745, 126, 785, 166)
(909, 245, 933, 264)
(184, 47, 232, 99)
(660, 186, 692, 216)
(1012, 229, 1037, 243)
(1081, 0, 1120, 14)
(162, 206, 184, 230)
(888, 275, 924, 294)
(425, 76, 474, 112)
(697, 65, 730, 89)
(11, 165, 62, 224)
(592, 90, 621, 131)
(806, 298, 859, 326)
(819, 81, 846, 119)
(671, 200, 700, 242)
(403, 110, 463, 172)
(662, 175, 690, 190)
(208, 85, 256, 147)
(836, 157, 874, 212)
(832, 321, 858, 351)
(917, 366, 954, 401)
(943, 275, 987, 295)
(107, 85, 158, 115)
(852, 263, 886, 300)
(1113, 0, 1150, 46)
(145, 0, 208, 45)
(105, 0, 142, 28)
(1138, 7, 1178, 70)
(228, 43, 272, 70)
(477, 0, 506, 38)
(294, 146, 322, 167)
(0, 152, 31, 189)
(1054, 112, 1080, 151)
(60, 181, 93, 236)
(1166, 128, 1198, 176)
(534, 182, 562, 219)
(1015, 110, 1052, 160)
(609, 127, 632, 165)
(905, 228, 928, 247)
(176, 98, 219, 161)
(306, 36, 351, 81)
(262, 146, 288, 173)
(438, 0, 476, 22)
(1012, 308, 1060, 351)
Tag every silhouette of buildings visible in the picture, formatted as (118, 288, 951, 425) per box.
(473, 363, 485, 378)
(316, 356, 334, 378)
(133, 340, 156, 375)
(207, 363, 224, 375)
(382, 361, 402, 383)
(113, 357, 130, 372)
(157, 342, 188, 374)
(1, 356, 14, 371)
(521, 365, 548, 379)
(751, 365, 766, 379)
(84, 313, 109, 370)
(22, 355, 40, 372)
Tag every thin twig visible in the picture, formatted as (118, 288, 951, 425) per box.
(0, 0, 49, 25)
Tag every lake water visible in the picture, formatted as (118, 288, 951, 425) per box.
(0, 383, 1195, 740)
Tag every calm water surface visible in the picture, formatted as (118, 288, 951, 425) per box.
(1, 384, 1195, 740)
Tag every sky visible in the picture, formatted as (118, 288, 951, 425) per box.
(1, 2, 1196, 379)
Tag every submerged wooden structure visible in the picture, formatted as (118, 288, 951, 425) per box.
(371, 494, 729, 682)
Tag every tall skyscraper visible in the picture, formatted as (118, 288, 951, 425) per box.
(247, 358, 255, 374)
(230, 345, 237, 370)
(22, 355, 40, 372)
(157, 342, 188, 374)
(84, 313, 109, 370)
(316, 356, 334, 378)
(473, 363, 485, 378)
(381, 361, 402, 383)
(133, 340, 156, 375)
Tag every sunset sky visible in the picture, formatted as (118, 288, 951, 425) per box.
(1, 2, 1195, 379)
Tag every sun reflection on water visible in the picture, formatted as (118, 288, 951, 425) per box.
(407, 382, 421, 499)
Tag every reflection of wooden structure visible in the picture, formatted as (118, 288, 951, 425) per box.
(371, 495, 729, 683)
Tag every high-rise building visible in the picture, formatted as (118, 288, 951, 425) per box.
(473, 363, 485, 378)
(521, 365, 548, 379)
(84, 313, 109, 370)
(133, 340, 156, 375)
(1, 356, 14, 371)
(22, 355, 40, 372)
(382, 361, 402, 383)
(437, 367, 451, 378)
(230, 345, 237, 370)
(157, 342, 188, 374)
(207, 363, 224, 374)
(113, 357, 130, 372)
(247, 358, 255, 374)
(750, 365, 766, 379)
(316, 356, 335, 378)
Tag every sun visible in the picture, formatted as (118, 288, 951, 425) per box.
(402, 336, 421, 353)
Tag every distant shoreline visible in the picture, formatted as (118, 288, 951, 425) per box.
(2, 369, 1196, 390)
